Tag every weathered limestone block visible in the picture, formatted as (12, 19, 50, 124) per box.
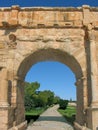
(0, 108, 9, 130)
(0, 5, 98, 130)
(9, 10, 18, 25)
(0, 42, 5, 49)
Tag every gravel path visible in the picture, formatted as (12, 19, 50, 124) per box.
(26, 105, 74, 130)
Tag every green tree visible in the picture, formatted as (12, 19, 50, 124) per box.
(53, 96, 60, 104)
(38, 90, 54, 107)
(25, 95, 35, 111)
(24, 82, 40, 111)
(25, 82, 40, 97)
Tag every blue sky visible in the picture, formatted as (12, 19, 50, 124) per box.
(25, 61, 76, 100)
(0, 0, 98, 7)
(1, 0, 98, 100)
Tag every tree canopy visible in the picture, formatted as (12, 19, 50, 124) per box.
(24, 82, 68, 111)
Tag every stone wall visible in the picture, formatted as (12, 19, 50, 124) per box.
(0, 5, 98, 130)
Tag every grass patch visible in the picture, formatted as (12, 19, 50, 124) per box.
(58, 106, 76, 125)
(25, 107, 46, 124)
(25, 108, 45, 116)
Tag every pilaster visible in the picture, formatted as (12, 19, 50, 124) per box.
(86, 28, 98, 130)
(75, 75, 88, 126)
(88, 30, 98, 107)
(0, 68, 9, 107)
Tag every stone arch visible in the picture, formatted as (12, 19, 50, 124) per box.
(17, 48, 83, 79)
(15, 48, 87, 128)
(0, 6, 98, 130)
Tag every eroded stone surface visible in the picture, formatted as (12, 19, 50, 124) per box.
(0, 5, 98, 130)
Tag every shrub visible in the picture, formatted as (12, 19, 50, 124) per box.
(59, 99, 69, 109)
(25, 95, 35, 111)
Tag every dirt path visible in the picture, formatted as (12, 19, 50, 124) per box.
(26, 105, 74, 130)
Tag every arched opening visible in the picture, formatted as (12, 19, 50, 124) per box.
(18, 49, 83, 79)
(25, 61, 76, 126)
(16, 48, 85, 128)
(25, 61, 76, 101)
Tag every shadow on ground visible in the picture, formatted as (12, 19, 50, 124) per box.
(38, 116, 66, 122)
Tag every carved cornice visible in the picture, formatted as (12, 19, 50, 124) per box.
(0, 5, 95, 28)
(0, 5, 98, 29)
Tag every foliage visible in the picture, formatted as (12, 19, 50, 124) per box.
(25, 81, 69, 114)
(53, 96, 60, 104)
(25, 95, 35, 111)
(38, 90, 54, 107)
(24, 81, 75, 124)
(59, 99, 69, 109)
(58, 106, 76, 124)
(24, 82, 40, 111)
(24, 82, 56, 110)
(25, 82, 40, 97)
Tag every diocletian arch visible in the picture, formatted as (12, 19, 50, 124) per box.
(0, 5, 98, 130)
